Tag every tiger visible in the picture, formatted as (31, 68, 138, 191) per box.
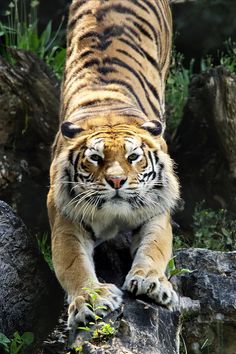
(47, 0, 180, 328)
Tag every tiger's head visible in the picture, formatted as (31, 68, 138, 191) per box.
(52, 114, 179, 225)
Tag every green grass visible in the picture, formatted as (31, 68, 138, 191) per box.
(192, 202, 236, 251)
(166, 39, 236, 133)
(218, 39, 236, 73)
(166, 51, 193, 132)
(37, 233, 53, 270)
(0, 0, 66, 77)
(174, 201, 236, 251)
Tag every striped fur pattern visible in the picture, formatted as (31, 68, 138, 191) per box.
(47, 0, 180, 328)
(61, 0, 172, 124)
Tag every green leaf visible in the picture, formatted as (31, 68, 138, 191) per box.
(85, 302, 93, 309)
(95, 305, 107, 311)
(78, 326, 91, 332)
(0, 333, 11, 344)
(21, 332, 34, 346)
(168, 257, 176, 271)
(169, 268, 194, 279)
(0, 332, 10, 352)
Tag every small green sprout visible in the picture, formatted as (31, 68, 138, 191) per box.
(167, 257, 193, 280)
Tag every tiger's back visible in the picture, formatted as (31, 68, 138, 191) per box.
(61, 0, 172, 124)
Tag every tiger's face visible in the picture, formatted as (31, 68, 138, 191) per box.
(53, 118, 179, 225)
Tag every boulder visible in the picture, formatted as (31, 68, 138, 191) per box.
(0, 50, 60, 233)
(172, 67, 236, 227)
(175, 248, 236, 354)
(68, 235, 181, 354)
(0, 201, 63, 351)
(40, 245, 236, 354)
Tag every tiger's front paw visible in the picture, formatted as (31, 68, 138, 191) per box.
(68, 283, 123, 328)
(122, 270, 178, 308)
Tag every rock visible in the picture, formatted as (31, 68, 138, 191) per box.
(38, 241, 236, 354)
(175, 248, 236, 354)
(0, 50, 60, 233)
(67, 234, 181, 354)
(71, 296, 180, 354)
(0, 201, 64, 351)
(172, 67, 236, 227)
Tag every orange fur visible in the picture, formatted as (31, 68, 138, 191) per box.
(47, 0, 179, 328)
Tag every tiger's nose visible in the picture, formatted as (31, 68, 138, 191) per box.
(106, 176, 127, 189)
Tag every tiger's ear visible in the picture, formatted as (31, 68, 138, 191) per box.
(141, 120, 163, 136)
(61, 121, 84, 138)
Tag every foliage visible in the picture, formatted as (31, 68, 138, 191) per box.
(37, 233, 53, 270)
(200, 39, 236, 73)
(0, 0, 66, 77)
(79, 287, 116, 341)
(166, 38, 236, 132)
(173, 233, 190, 250)
(219, 39, 236, 73)
(166, 51, 193, 132)
(0, 331, 34, 354)
(192, 202, 236, 251)
(174, 202, 236, 251)
(68, 287, 117, 353)
(166, 257, 193, 280)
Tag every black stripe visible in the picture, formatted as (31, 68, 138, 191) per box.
(103, 57, 161, 117)
(81, 221, 96, 241)
(83, 58, 100, 69)
(117, 49, 142, 67)
(79, 31, 101, 41)
(139, 72, 161, 104)
(74, 152, 81, 181)
(103, 25, 124, 39)
(68, 150, 74, 165)
(96, 4, 158, 45)
(148, 151, 155, 171)
(125, 24, 141, 42)
(97, 66, 117, 75)
(158, 163, 164, 182)
(64, 168, 75, 198)
(79, 50, 94, 59)
(99, 77, 147, 115)
(70, 0, 88, 11)
(68, 10, 91, 32)
(144, 0, 163, 31)
(132, 20, 153, 42)
(119, 36, 159, 73)
(153, 151, 159, 164)
(126, 0, 150, 14)
(119, 37, 144, 59)
(81, 25, 124, 42)
(91, 40, 112, 51)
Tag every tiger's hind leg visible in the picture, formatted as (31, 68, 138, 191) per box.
(122, 213, 178, 307)
(50, 212, 123, 328)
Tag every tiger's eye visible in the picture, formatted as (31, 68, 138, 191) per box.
(128, 153, 139, 163)
(90, 154, 102, 162)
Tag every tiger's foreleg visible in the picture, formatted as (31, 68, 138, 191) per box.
(123, 213, 178, 307)
(51, 212, 123, 328)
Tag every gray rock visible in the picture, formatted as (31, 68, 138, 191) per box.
(175, 248, 236, 354)
(0, 201, 63, 351)
(0, 50, 60, 234)
(172, 67, 236, 227)
(68, 235, 181, 354)
(40, 245, 236, 354)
